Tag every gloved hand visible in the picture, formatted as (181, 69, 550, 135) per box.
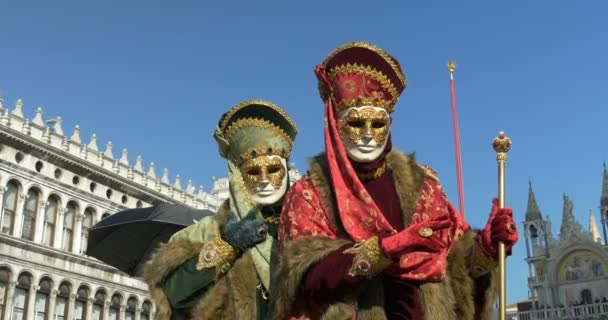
(475, 198, 519, 260)
(220, 207, 268, 251)
(380, 212, 452, 260)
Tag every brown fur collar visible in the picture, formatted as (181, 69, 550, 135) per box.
(143, 240, 205, 319)
(190, 252, 259, 320)
(269, 237, 351, 320)
(307, 149, 428, 233)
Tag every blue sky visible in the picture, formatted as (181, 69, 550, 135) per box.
(1, 1, 607, 304)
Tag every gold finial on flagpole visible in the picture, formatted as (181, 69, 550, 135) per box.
(447, 61, 456, 74)
(492, 131, 511, 320)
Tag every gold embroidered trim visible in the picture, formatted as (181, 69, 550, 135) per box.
(469, 241, 498, 278)
(238, 147, 291, 165)
(220, 99, 298, 134)
(328, 63, 399, 113)
(343, 236, 392, 278)
(195, 237, 238, 273)
(224, 117, 294, 149)
(357, 163, 387, 181)
(264, 215, 281, 225)
(322, 41, 407, 87)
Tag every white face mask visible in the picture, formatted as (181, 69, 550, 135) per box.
(240, 155, 289, 206)
(338, 106, 390, 163)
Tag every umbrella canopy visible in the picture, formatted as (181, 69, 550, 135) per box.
(86, 203, 214, 277)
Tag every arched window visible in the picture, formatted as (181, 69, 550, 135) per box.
(126, 297, 137, 320)
(92, 290, 106, 320)
(62, 202, 77, 251)
(141, 301, 152, 320)
(74, 286, 89, 320)
(0, 267, 12, 317)
(43, 196, 60, 246)
(34, 277, 52, 320)
(54, 282, 70, 320)
(80, 208, 95, 254)
(101, 213, 110, 220)
(22, 188, 40, 240)
(109, 294, 122, 320)
(1, 181, 19, 234)
(12, 272, 32, 320)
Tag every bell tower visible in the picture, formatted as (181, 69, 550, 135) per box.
(600, 162, 608, 244)
(524, 180, 551, 305)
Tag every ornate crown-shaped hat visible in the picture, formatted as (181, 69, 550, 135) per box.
(317, 41, 407, 113)
(215, 100, 298, 165)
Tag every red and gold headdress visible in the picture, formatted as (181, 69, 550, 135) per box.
(316, 42, 407, 113)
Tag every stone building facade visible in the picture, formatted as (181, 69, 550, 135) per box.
(518, 165, 608, 319)
(0, 98, 302, 320)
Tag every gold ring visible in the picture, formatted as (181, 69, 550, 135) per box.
(419, 227, 433, 238)
(506, 223, 517, 234)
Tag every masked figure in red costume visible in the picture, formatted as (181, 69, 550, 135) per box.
(269, 42, 519, 320)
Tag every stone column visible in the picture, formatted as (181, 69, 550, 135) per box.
(0, 189, 5, 231)
(11, 193, 26, 237)
(32, 199, 47, 243)
(25, 284, 39, 320)
(102, 301, 111, 320)
(72, 212, 84, 254)
(134, 308, 142, 320)
(53, 207, 66, 249)
(3, 281, 16, 320)
(149, 310, 155, 320)
(48, 289, 58, 319)
(66, 293, 76, 320)
(119, 305, 126, 320)
(86, 298, 94, 320)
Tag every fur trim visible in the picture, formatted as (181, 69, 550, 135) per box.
(190, 252, 258, 320)
(269, 237, 351, 320)
(385, 150, 427, 227)
(143, 240, 204, 319)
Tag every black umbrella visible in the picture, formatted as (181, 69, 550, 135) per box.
(86, 203, 214, 277)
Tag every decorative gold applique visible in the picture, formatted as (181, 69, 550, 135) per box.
(322, 41, 407, 87)
(357, 163, 387, 181)
(240, 156, 286, 193)
(196, 237, 237, 273)
(328, 64, 399, 113)
(338, 107, 390, 144)
(257, 281, 269, 300)
(343, 236, 392, 278)
(238, 147, 290, 165)
(220, 99, 298, 134)
(264, 215, 281, 225)
(224, 118, 294, 153)
(419, 227, 433, 238)
(469, 242, 498, 278)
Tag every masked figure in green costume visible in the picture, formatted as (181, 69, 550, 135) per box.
(143, 100, 298, 320)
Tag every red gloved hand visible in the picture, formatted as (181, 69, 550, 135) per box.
(380, 212, 452, 260)
(476, 198, 519, 260)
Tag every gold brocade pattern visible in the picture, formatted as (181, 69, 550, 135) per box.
(240, 156, 286, 193)
(328, 63, 399, 112)
(219, 99, 298, 133)
(338, 107, 390, 144)
(343, 236, 392, 278)
(224, 118, 294, 151)
(357, 163, 387, 181)
(196, 237, 238, 274)
(322, 41, 407, 87)
(264, 215, 281, 225)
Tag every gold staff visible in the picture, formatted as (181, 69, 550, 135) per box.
(492, 131, 511, 320)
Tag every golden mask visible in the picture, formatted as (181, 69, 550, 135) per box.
(338, 107, 390, 144)
(240, 156, 286, 193)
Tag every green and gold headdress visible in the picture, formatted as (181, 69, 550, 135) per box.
(212, 99, 297, 292)
(214, 99, 298, 165)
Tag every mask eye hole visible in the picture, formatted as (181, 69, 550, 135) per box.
(267, 166, 281, 174)
(247, 168, 261, 176)
(372, 121, 387, 129)
(348, 121, 365, 128)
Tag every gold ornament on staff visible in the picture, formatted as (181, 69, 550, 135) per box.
(492, 131, 511, 320)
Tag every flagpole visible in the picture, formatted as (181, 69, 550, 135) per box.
(448, 61, 465, 216)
